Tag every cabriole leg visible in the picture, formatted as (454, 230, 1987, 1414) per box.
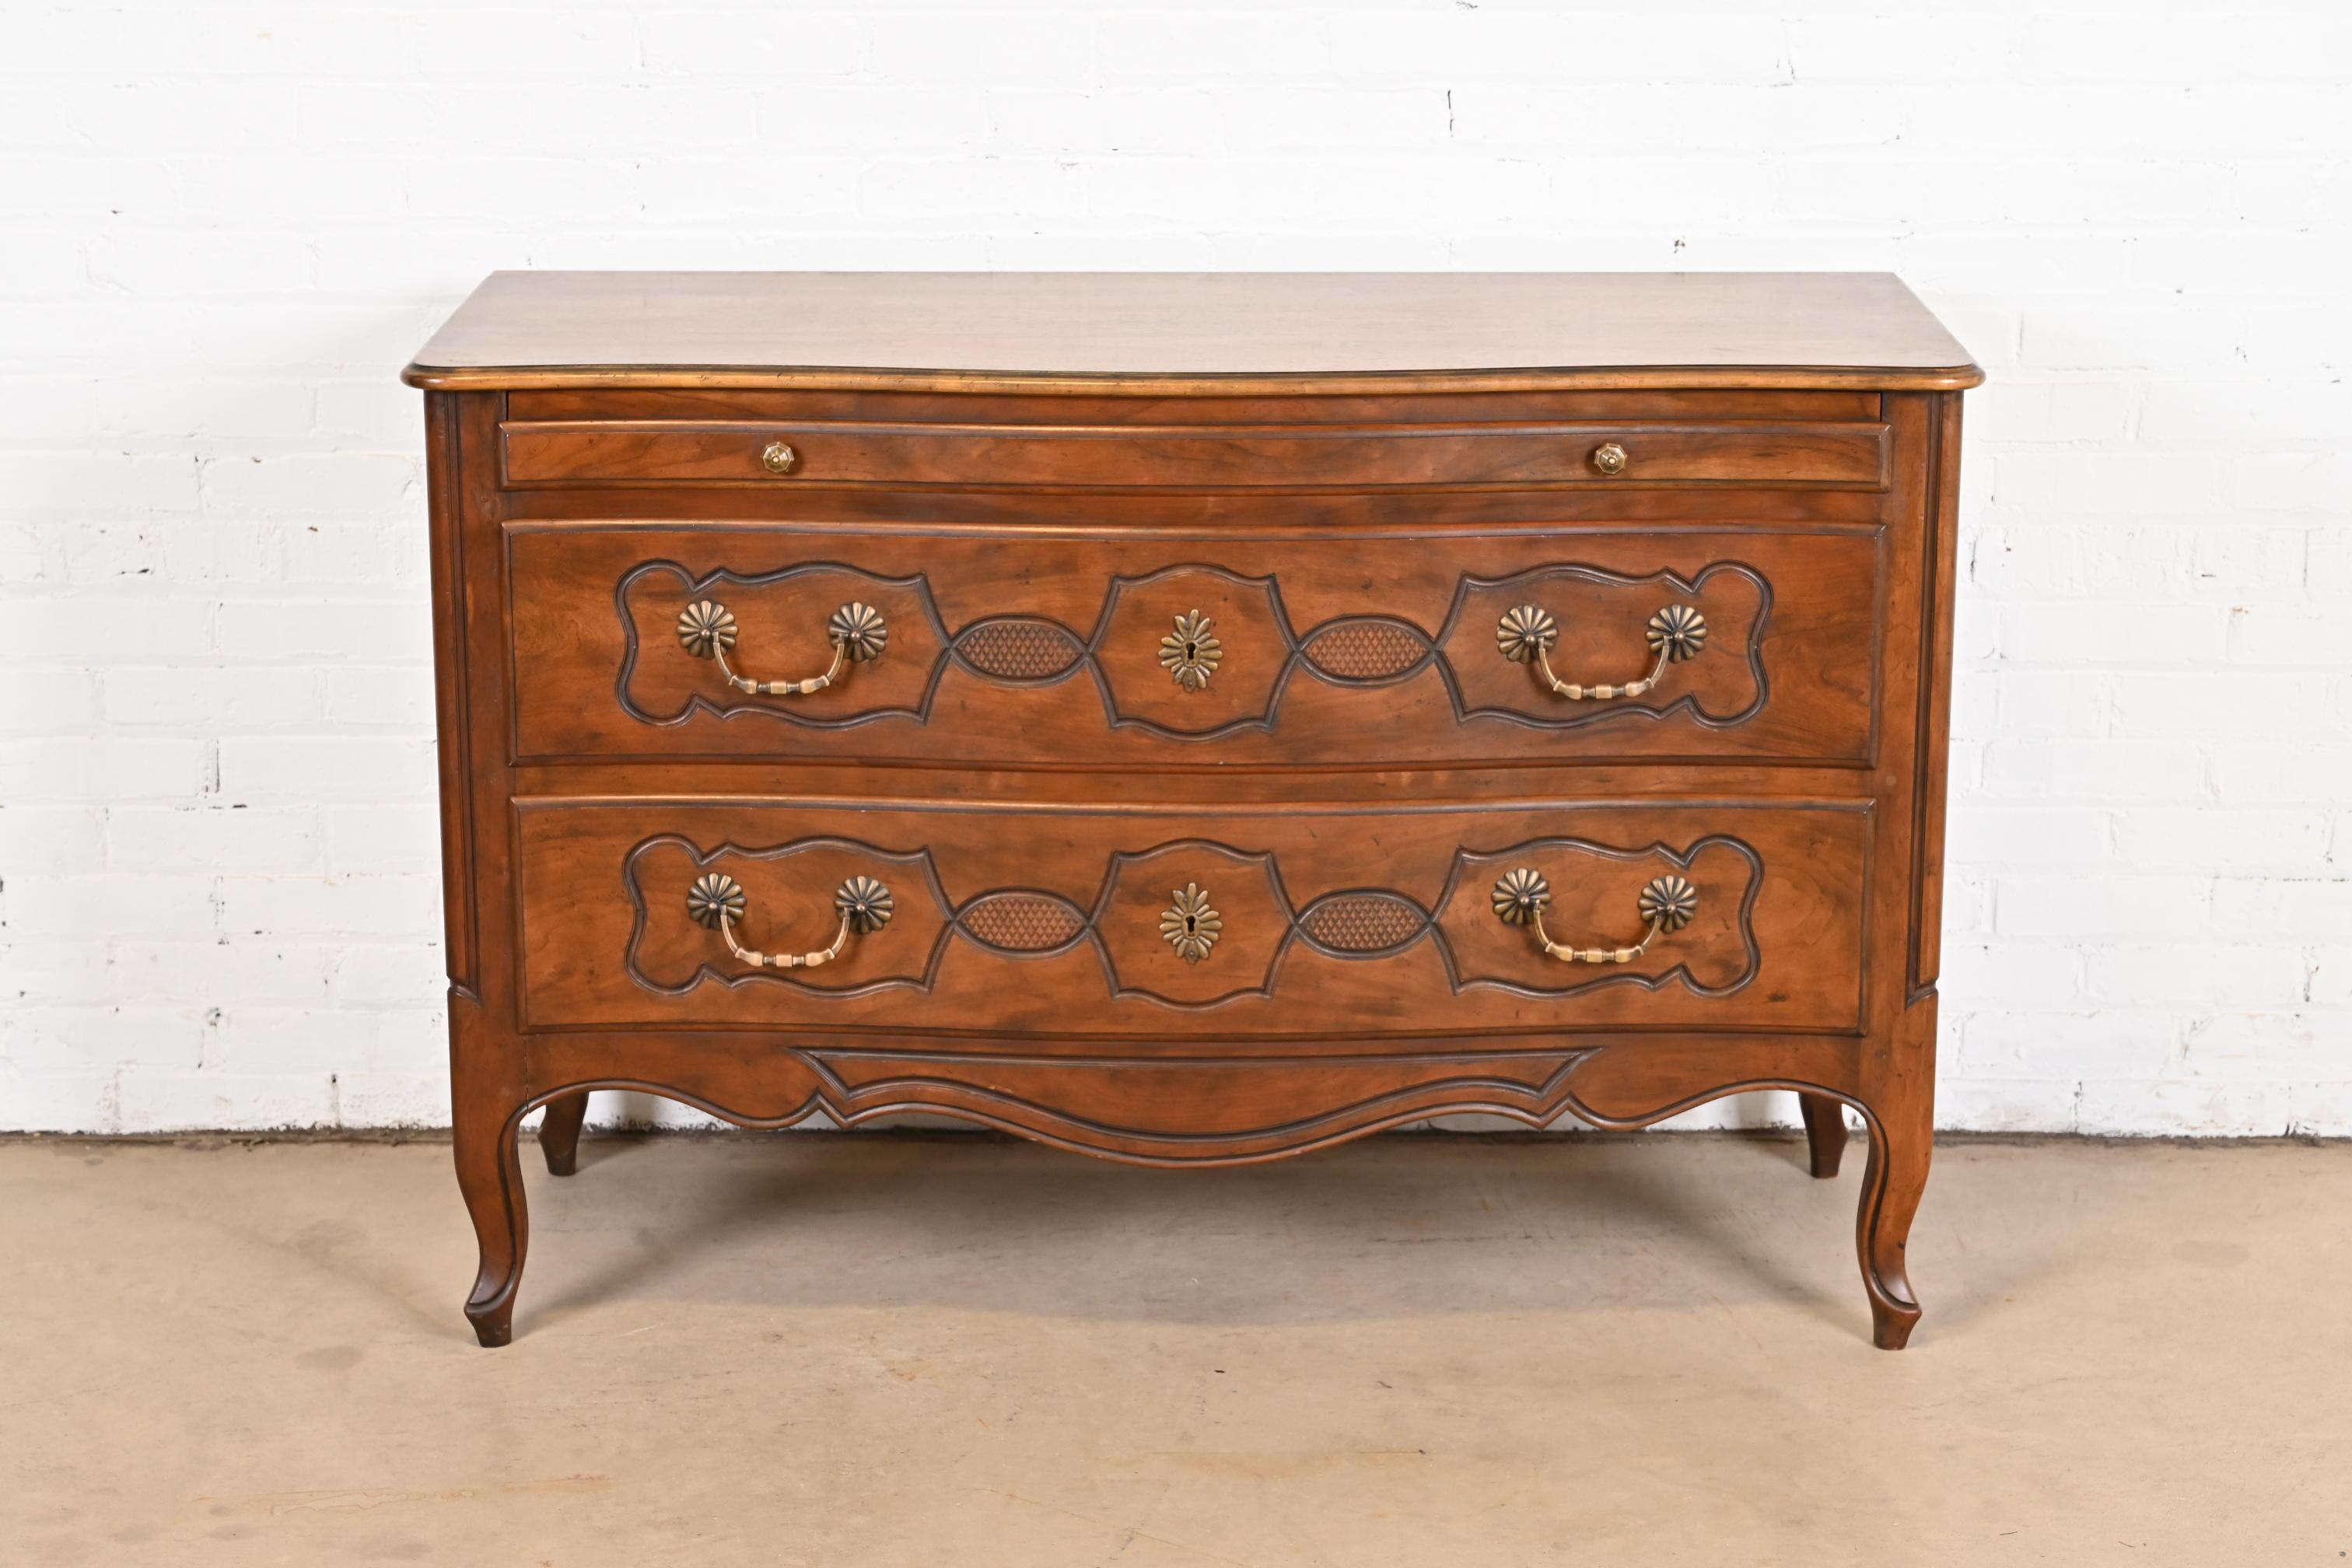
(1798, 1093, 1847, 1179)
(453, 1098, 527, 1347)
(1855, 1012, 1936, 1350)
(450, 999, 528, 1348)
(538, 1091, 590, 1177)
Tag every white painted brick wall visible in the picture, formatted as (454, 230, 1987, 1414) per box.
(4, 0, 2347, 1136)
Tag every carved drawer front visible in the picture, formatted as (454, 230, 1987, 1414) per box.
(500, 418, 1890, 491)
(506, 524, 1878, 767)
(514, 797, 1869, 1038)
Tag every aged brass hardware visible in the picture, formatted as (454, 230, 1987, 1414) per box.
(677, 599, 887, 696)
(686, 871, 892, 971)
(1160, 883, 1221, 963)
(1591, 440, 1629, 476)
(1496, 602, 1706, 701)
(1159, 608, 1223, 691)
(759, 440, 799, 475)
(1491, 869, 1696, 964)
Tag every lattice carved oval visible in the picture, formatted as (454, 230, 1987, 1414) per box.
(957, 892, 1090, 953)
(954, 619, 1087, 681)
(1297, 893, 1429, 954)
(1300, 620, 1432, 682)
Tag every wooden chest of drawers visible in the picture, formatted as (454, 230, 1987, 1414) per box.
(406, 271, 1979, 1348)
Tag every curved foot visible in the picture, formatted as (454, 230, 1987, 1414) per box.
(456, 1106, 527, 1346)
(1871, 1292, 1921, 1350)
(468, 1304, 515, 1349)
(1854, 1049, 1934, 1350)
(538, 1091, 590, 1177)
(1798, 1093, 1846, 1179)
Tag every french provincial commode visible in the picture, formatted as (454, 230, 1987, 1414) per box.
(405, 271, 1979, 1348)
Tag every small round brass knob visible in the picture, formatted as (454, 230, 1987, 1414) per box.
(760, 440, 799, 475)
(1591, 441, 1629, 477)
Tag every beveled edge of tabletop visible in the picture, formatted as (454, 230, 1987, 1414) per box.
(401, 270, 1985, 394)
(401, 361, 1986, 394)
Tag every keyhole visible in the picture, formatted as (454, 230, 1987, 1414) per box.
(1184, 641, 1199, 659)
(1184, 915, 1197, 933)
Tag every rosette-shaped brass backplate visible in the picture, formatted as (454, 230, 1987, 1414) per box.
(828, 601, 889, 663)
(1645, 604, 1708, 664)
(1490, 866, 1551, 926)
(677, 600, 740, 659)
(1636, 874, 1699, 932)
(834, 873, 895, 934)
(686, 871, 747, 928)
(1495, 604, 1559, 664)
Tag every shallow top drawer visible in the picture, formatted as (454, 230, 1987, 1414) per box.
(499, 419, 1891, 492)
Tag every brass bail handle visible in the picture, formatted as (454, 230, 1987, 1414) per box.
(677, 599, 888, 697)
(1491, 870, 1698, 964)
(687, 873, 894, 971)
(1496, 603, 1707, 701)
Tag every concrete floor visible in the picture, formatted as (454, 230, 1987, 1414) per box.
(2, 1132, 2347, 1566)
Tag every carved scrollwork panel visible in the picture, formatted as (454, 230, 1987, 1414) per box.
(621, 831, 1768, 1012)
(797, 1049, 1602, 1163)
(1435, 835, 1763, 999)
(625, 835, 956, 996)
(612, 556, 1776, 744)
(1087, 567, 1295, 738)
(1437, 562, 1771, 731)
(617, 560, 954, 729)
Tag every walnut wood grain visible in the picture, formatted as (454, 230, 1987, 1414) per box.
(513, 797, 1868, 1038)
(506, 525, 1876, 770)
(416, 274, 1965, 1350)
(499, 418, 1892, 490)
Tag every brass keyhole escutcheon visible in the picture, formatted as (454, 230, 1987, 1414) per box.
(1159, 609, 1223, 691)
(1160, 884, 1221, 964)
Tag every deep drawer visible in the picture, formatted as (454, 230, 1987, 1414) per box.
(505, 523, 1881, 768)
(499, 418, 1891, 491)
(513, 796, 1870, 1038)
